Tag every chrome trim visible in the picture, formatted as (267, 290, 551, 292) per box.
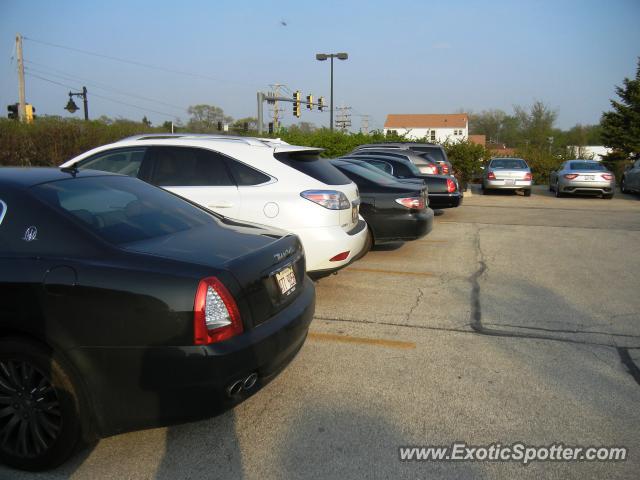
(0, 200, 6, 226)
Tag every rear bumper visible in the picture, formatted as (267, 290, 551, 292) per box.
(484, 179, 532, 190)
(294, 220, 368, 273)
(428, 192, 463, 209)
(370, 208, 434, 244)
(71, 276, 316, 437)
(558, 180, 614, 195)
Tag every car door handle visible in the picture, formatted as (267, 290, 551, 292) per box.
(208, 201, 234, 208)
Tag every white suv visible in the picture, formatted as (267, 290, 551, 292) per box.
(60, 134, 368, 274)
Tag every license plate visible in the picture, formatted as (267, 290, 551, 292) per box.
(352, 205, 358, 223)
(275, 265, 297, 296)
(583, 175, 595, 181)
(505, 179, 515, 185)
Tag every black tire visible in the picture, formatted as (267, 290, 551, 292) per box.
(365, 228, 374, 251)
(603, 194, 614, 199)
(482, 186, 489, 195)
(0, 337, 87, 471)
(621, 177, 629, 194)
(524, 189, 531, 197)
(555, 183, 564, 198)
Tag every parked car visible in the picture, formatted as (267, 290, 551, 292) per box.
(329, 159, 433, 248)
(60, 135, 368, 275)
(482, 158, 533, 196)
(353, 143, 453, 175)
(621, 159, 640, 194)
(0, 168, 315, 471)
(549, 160, 615, 198)
(350, 148, 441, 175)
(340, 154, 463, 209)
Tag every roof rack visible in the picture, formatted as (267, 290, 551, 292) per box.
(117, 133, 289, 148)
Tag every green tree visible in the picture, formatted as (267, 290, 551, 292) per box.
(186, 104, 233, 132)
(601, 58, 640, 161)
(469, 109, 507, 143)
(141, 116, 152, 127)
(514, 101, 558, 148)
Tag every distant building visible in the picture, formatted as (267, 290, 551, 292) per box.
(469, 134, 486, 147)
(566, 145, 612, 161)
(383, 114, 468, 142)
(487, 142, 516, 157)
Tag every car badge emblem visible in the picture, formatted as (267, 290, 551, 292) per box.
(23, 226, 38, 242)
(273, 246, 295, 263)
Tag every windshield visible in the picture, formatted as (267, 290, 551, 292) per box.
(569, 162, 606, 171)
(490, 159, 528, 169)
(31, 175, 215, 245)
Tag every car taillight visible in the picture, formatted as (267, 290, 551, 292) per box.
(446, 178, 456, 193)
(396, 197, 426, 210)
(602, 173, 614, 180)
(487, 171, 496, 180)
(564, 174, 579, 180)
(330, 251, 350, 262)
(301, 190, 350, 210)
(524, 172, 532, 181)
(441, 164, 450, 174)
(193, 277, 242, 345)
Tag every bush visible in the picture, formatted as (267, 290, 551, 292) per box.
(441, 140, 489, 189)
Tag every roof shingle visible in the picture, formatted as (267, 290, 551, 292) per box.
(384, 113, 468, 129)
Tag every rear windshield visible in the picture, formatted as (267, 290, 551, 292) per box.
(31, 176, 214, 245)
(569, 162, 606, 171)
(410, 147, 446, 163)
(335, 162, 397, 186)
(0, 199, 6, 226)
(490, 159, 528, 169)
(274, 151, 351, 185)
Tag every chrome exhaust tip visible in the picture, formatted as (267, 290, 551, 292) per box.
(226, 380, 244, 397)
(243, 373, 258, 390)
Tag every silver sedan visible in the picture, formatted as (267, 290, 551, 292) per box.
(482, 158, 532, 196)
(549, 160, 615, 199)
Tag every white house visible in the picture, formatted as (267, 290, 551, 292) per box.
(383, 113, 469, 142)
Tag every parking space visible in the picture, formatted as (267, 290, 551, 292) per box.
(5, 187, 639, 479)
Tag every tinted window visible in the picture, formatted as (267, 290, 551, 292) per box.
(368, 160, 393, 174)
(0, 199, 6, 226)
(569, 162, 606, 171)
(490, 159, 528, 169)
(227, 159, 271, 186)
(275, 151, 351, 185)
(411, 147, 446, 163)
(336, 162, 397, 186)
(149, 147, 234, 187)
(32, 176, 216, 246)
(79, 148, 146, 177)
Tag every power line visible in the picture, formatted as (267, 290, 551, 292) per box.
(25, 72, 178, 118)
(23, 36, 264, 88)
(24, 62, 185, 112)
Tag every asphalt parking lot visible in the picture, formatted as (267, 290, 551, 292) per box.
(4, 186, 639, 480)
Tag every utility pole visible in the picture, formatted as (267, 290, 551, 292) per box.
(16, 33, 26, 122)
(269, 84, 286, 132)
(360, 115, 369, 135)
(335, 104, 352, 131)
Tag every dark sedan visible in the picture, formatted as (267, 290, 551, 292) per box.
(0, 168, 315, 471)
(329, 159, 434, 248)
(340, 154, 463, 209)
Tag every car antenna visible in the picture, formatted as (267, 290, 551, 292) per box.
(60, 161, 80, 177)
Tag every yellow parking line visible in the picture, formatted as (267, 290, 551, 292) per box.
(308, 331, 416, 350)
(347, 267, 434, 277)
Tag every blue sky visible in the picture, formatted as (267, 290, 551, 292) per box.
(1, 0, 639, 130)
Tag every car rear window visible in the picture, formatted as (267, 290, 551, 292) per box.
(490, 159, 528, 169)
(275, 151, 351, 185)
(410, 147, 446, 163)
(569, 162, 606, 171)
(335, 162, 397, 186)
(0, 199, 6, 226)
(31, 176, 215, 245)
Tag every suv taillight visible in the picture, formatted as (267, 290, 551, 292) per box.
(441, 164, 450, 174)
(301, 190, 350, 210)
(602, 173, 614, 180)
(446, 178, 456, 193)
(524, 172, 532, 181)
(193, 277, 243, 345)
(487, 171, 496, 180)
(396, 197, 426, 210)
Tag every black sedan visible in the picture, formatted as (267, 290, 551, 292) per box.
(0, 168, 315, 471)
(340, 154, 463, 209)
(329, 159, 434, 248)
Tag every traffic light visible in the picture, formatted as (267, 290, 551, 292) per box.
(318, 97, 325, 112)
(293, 90, 301, 118)
(306, 94, 313, 110)
(268, 122, 274, 134)
(25, 104, 35, 124)
(7, 103, 18, 120)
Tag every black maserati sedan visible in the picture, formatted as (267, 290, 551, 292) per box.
(340, 154, 463, 209)
(0, 168, 315, 471)
(329, 159, 433, 248)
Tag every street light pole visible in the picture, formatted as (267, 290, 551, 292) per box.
(316, 52, 348, 132)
